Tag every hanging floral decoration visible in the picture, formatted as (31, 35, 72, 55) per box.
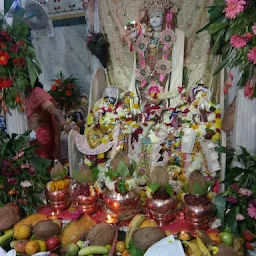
(0, 18, 41, 111)
(198, 0, 256, 98)
(49, 71, 81, 112)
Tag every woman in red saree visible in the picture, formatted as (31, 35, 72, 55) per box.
(25, 80, 71, 160)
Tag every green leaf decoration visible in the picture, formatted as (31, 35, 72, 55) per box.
(149, 184, 160, 194)
(165, 184, 174, 197)
(116, 160, 130, 178)
(226, 206, 239, 235)
(213, 194, 226, 224)
(209, 22, 228, 34)
(105, 170, 119, 180)
(117, 179, 129, 194)
(130, 159, 137, 175)
(92, 167, 100, 181)
(128, 240, 146, 256)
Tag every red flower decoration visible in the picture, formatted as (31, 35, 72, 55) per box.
(67, 83, 74, 89)
(13, 57, 25, 67)
(0, 51, 10, 65)
(51, 84, 57, 91)
(0, 77, 13, 88)
(66, 90, 72, 97)
(11, 44, 19, 53)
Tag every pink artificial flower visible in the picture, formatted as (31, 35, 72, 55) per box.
(12, 151, 25, 161)
(224, 0, 246, 19)
(239, 188, 253, 196)
(252, 24, 256, 35)
(155, 59, 172, 76)
(248, 202, 256, 219)
(231, 183, 239, 191)
(230, 35, 247, 48)
(226, 196, 238, 204)
(7, 177, 18, 185)
(236, 214, 245, 221)
(245, 32, 254, 40)
(20, 180, 32, 188)
(244, 81, 255, 98)
(248, 47, 256, 64)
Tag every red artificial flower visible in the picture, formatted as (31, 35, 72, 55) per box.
(15, 95, 22, 103)
(11, 44, 19, 53)
(55, 79, 62, 85)
(0, 51, 10, 65)
(17, 40, 25, 47)
(244, 81, 255, 98)
(66, 90, 72, 97)
(51, 84, 57, 91)
(0, 77, 13, 88)
(243, 230, 255, 242)
(216, 113, 221, 118)
(0, 43, 6, 49)
(67, 83, 74, 89)
(245, 32, 254, 40)
(246, 242, 253, 251)
(13, 57, 25, 67)
(0, 31, 11, 42)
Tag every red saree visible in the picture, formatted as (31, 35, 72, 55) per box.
(25, 87, 61, 160)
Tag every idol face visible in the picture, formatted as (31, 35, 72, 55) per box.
(149, 11, 163, 30)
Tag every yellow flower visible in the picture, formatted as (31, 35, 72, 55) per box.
(132, 103, 140, 109)
(124, 97, 130, 104)
(206, 123, 212, 128)
(87, 113, 94, 126)
(108, 134, 113, 140)
(130, 92, 134, 97)
(191, 124, 199, 130)
(193, 100, 199, 106)
(126, 120, 132, 125)
(131, 123, 139, 129)
(101, 138, 108, 144)
(212, 246, 219, 255)
(212, 133, 220, 142)
(215, 120, 222, 129)
(98, 153, 105, 159)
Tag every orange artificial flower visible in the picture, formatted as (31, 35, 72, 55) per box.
(67, 83, 74, 89)
(66, 90, 72, 97)
(0, 51, 10, 65)
(55, 79, 62, 85)
(0, 43, 6, 49)
(51, 84, 57, 91)
(15, 96, 22, 103)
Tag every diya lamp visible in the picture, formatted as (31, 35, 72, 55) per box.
(48, 211, 58, 220)
(182, 170, 215, 229)
(105, 214, 117, 224)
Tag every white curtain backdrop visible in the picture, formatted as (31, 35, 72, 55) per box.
(228, 68, 256, 155)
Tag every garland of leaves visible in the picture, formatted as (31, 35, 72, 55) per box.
(198, 0, 256, 98)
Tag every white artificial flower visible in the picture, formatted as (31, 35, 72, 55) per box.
(125, 178, 136, 191)
(207, 112, 216, 122)
(105, 176, 115, 191)
(198, 124, 207, 137)
(148, 130, 159, 143)
(20, 180, 32, 188)
(187, 152, 203, 175)
(210, 218, 222, 229)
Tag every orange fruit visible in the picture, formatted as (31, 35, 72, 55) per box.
(121, 249, 130, 256)
(25, 240, 40, 255)
(139, 219, 158, 228)
(116, 241, 125, 253)
(14, 224, 31, 239)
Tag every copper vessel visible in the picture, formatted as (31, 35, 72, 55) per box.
(72, 194, 98, 214)
(146, 196, 177, 226)
(103, 189, 141, 220)
(182, 194, 215, 229)
(45, 187, 70, 211)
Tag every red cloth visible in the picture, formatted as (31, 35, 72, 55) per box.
(26, 87, 61, 160)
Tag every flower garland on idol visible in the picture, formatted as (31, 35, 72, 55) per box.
(199, 0, 256, 98)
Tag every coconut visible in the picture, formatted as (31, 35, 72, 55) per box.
(33, 220, 60, 240)
(0, 204, 20, 231)
(132, 227, 166, 250)
(86, 223, 115, 246)
(215, 244, 238, 256)
(110, 152, 130, 171)
(149, 165, 169, 186)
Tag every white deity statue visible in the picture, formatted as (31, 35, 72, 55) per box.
(126, 0, 185, 109)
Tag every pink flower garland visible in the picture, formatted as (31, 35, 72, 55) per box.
(230, 35, 247, 48)
(248, 47, 256, 64)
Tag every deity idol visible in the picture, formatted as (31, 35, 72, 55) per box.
(126, 0, 185, 110)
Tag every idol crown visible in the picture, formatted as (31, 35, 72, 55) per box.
(142, 0, 178, 14)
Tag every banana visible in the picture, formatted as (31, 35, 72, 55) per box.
(0, 229, 13, 246)
(125, 214, 145, 248)
(183, 239, 201, 256)
(78, 245, 108, 256)
(196, 236, 211, 256)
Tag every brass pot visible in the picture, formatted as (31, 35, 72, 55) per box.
(146, 196, 177, 226)
(103, 189, 141, 220)
(72, 194, 98, 214)
(45, 187, 70, 210)
(182, 194, 215, 229)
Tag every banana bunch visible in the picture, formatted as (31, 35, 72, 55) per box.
(125, 214, 145, 248)
(183, 236, 212, 256)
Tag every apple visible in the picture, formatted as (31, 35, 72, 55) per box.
(46, 236, 60, 251)
(10, 240, 17, 248)
(14, 239, 28, 254)
(65, 243, 79, 256)
(220, 231, 234, 246)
